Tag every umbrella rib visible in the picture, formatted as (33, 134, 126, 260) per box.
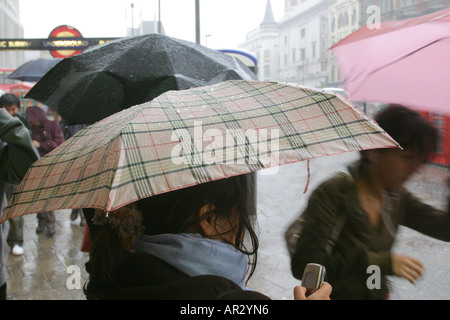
(141, 109, 173, 192)
(182, 106, 228, 176)
(197, 81, 264, 172)
(350, 37, 448, 93)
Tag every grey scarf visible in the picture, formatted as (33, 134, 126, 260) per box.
(133, 233, 249, 289)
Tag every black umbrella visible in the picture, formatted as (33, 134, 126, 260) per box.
(8, 58, 62, 82)
(26, 34, 257, 125)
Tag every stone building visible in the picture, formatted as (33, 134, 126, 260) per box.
(277, 0, 329, 87)
(239, 0, 279, 81)
(241, 0, 330, 88)
(328, 0, 360, 86)
(0, 0, 24, 69)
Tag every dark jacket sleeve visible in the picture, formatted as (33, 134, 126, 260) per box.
(0, 109, 39, 184)
(291, 173, 369, 281)
(401, 190, 450, 242)
(94, 275, 271, 300)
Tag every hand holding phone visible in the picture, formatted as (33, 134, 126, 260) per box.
(301, 263, 326, 296)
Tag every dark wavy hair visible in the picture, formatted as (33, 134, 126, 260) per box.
(85, 174, 258, 296)
(361, 105, 438, 164)
(0, 93, 20, 109)
(136, 173, 259, 277)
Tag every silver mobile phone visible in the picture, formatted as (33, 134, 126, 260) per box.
(301, 263, 326, 296)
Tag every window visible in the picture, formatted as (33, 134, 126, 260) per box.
(300, 48, 306, 61)
(301, 28, 306, 38)
(311, 42, 316, 58)
(264, 50, 270, 62)
(292, 49, 296, 62)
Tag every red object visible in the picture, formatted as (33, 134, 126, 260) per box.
(81, 225, 91, 252)
(48, 25, 83, 58)
(9, 82, 34, 96)
(0, 83, 14, 93)
(420, 111, 450, 166)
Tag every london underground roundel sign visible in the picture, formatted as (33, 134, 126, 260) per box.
(48, 25, 83, 58)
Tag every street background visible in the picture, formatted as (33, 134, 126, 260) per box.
(2, 152, 449, 300)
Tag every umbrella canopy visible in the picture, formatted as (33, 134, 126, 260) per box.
(1, 80, 399, 223)
(331, 8, 450, 115)
(26, 34, 257, 125)
(7, 58, 62, 82)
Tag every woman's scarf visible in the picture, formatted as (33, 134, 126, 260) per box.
(133, 233, 249, 289)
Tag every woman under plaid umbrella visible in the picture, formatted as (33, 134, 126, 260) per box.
(84, 174, 332, 300)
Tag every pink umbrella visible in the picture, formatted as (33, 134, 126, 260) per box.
(331, 8, 450, 115)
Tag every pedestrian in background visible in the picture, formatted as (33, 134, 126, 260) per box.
(59, 117, 87, 226)
(26, 106, 64, 237)
(0, 108, 39, 299)
(0, 94, 30, 255)
(84, 174, 332, 300)
(0, 93, 29, 129)
(291, 105, 450, 299)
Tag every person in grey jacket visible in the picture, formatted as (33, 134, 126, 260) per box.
(0, 93, 30, 256)
(0, 108, 39, 299)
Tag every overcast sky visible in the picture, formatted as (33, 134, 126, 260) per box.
(19, 0, 285, 49)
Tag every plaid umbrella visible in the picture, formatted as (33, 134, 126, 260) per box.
(1, 80, 398, 223)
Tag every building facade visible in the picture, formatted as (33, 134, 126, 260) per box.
(328, 0, 360, 86)
(239, 0, 279, 81)
(277, 0, 329, 87)
(0, 0, 24, 68)
(359, 0, 450, 22)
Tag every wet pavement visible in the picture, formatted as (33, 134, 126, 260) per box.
(2, 210, 89, 300)
(2, 152, 449, 300)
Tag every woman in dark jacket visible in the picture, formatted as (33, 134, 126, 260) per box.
(26, 106, 64, 237)
(291, 105, 450, 300)
(84, 174, 331, 300)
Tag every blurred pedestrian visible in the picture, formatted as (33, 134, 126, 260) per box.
(290, 105, 450, 300)
(0, 94, 30, 255)
(0, 108, 39, 299)
(26, 106, 64, 237)
(84, 174, 332, 300)
(0, 93, 29, 129)
(59, 118, 87, 226)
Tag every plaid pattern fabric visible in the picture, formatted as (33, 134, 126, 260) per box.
(1, 80, 398, 222)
